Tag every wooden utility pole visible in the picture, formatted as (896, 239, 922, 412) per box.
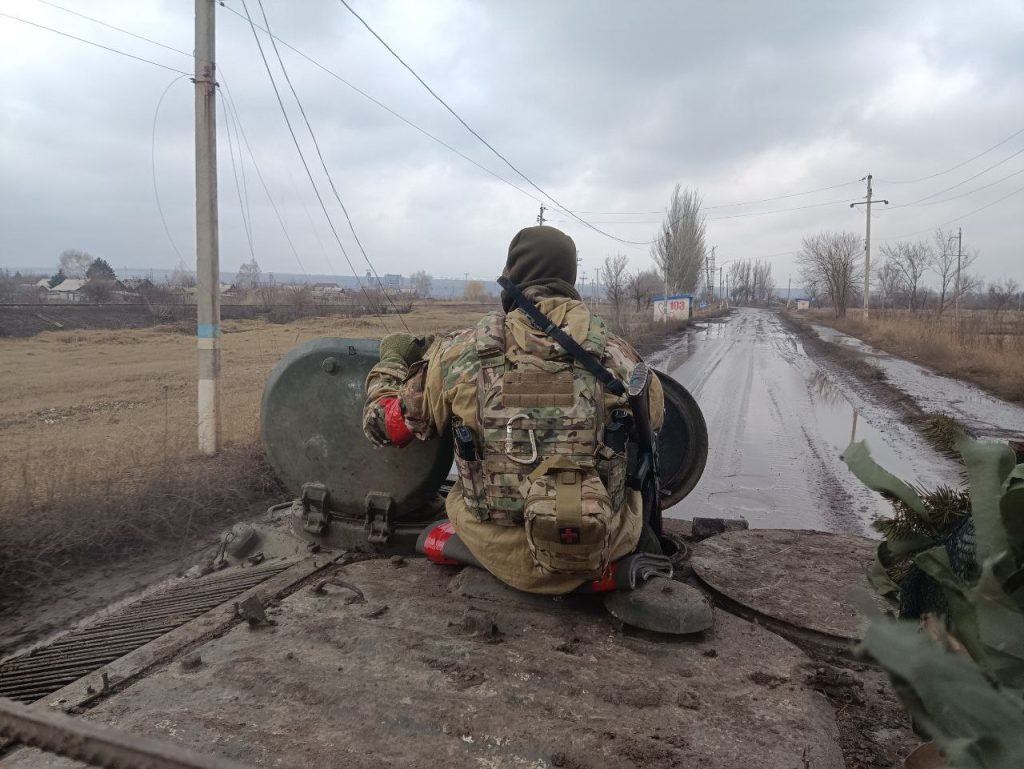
(850, 175, 888, 320)
(537, 205, 546, 226)
(195, 0, 221, 455)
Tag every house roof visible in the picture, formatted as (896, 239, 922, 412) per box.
(50, 279, 87, 292)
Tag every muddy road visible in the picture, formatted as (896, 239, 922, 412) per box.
(656, 308, 960, 534)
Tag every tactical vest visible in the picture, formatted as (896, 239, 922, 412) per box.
(452, 311, 630, 576)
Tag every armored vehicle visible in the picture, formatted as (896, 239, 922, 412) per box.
(0, 337, 892, 769)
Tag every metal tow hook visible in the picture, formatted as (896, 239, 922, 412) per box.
(505, 414, 538, 465)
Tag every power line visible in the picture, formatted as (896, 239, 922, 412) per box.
(336, 0, 652, 247)
(887, 147, 1024, 209)
(237, 0, 390, 332)
(218, 87, 257, 263)
(150, 75, 189, 263)
(252, 0, 411, 330)
(885, 165, 1024, 210)
(218, 3, 563, 218)
(32, 0, 191, 57)
(882, 182, 1024, 242)
(878, 125, 1024, 185)
(219, 74, 309, 276)
(0, 12, 190, 75)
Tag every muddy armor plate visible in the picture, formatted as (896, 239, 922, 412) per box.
(260, 337, 453, 517)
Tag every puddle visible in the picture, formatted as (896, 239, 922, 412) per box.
(660, 309, 960, 534)
(808, 369, 921, 482)
(811, 324, 1024, 439)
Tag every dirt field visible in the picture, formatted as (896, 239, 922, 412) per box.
(0, 304, 491, 592)
(0, 304, 486, 495)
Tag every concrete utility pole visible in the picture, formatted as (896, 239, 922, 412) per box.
(718, 266, 723, 307)
(195, 0, 220, 455)
(850, 174, 888, 320)
(787, 274, 792, 309)
(537, 205, 546, 226)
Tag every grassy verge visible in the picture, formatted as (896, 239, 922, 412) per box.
(610, 305, 729, 356)
(0, 441, 284, 600)
(805, 308, 1024, 403)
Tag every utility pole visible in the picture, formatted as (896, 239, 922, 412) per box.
(953, 227, 963, 331)
(850, 174, 888, 320)
(593, 268, 599, 305)
(786, 274, 791, 309)
(706, 246, 716, 306)
(718, 266, 723, 307)
(195, 0, 220, 455)
(537, 205, 546, 226)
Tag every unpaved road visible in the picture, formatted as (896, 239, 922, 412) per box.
(658, 308, 960, 534)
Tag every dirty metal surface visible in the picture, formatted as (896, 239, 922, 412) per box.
(0, 695, 253, 769)
(3, 559, 844, 769)
(690, 528, 882, 643)
(0, 563, 290, 705)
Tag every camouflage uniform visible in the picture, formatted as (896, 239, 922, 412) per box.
(363, 296, 664, 594)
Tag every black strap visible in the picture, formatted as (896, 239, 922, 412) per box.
(497, 276, 625, 397)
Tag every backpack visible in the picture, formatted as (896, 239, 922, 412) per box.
(452, 311, 629, 577)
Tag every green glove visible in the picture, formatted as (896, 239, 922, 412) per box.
(379, 333, 429, 366)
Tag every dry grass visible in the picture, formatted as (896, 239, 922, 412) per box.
(0, 302, 487, 593)
(808, 308, 1024, 402)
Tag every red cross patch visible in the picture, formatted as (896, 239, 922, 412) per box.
(559, 526, 581, 545)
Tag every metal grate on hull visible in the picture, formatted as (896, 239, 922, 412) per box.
(0, 563, 290, 704)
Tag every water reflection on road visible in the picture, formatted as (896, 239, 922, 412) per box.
(662, 309, 958, 534)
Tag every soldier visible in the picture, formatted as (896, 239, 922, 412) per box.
(363, 225, 664, 595)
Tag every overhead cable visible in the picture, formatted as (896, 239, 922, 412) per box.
(336, 0, 652, 247)
(150, 75, 190, 263)
(887, 147, 1024, 209)
(33, 0, 191, 57)
(253, 0, 411, 329)
(882, 183, 1024, 242)
(238, 0, 390, 332)
(878, 125, 1024, 185)
(0, 12, 190, 75)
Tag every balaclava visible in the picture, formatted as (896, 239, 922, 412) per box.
(499, 226, 581, 312)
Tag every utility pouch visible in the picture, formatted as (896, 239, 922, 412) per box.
(596, 441, 628, 513)
(523, 462, 612, 577)
(454, 454, 489, 521)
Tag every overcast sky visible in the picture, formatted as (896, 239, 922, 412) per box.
(1, 0, 1022, 289)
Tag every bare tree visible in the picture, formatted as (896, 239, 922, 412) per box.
(797, 232, 863, 318)
(881, 240, 930, 311)
(988, 278, 1020, 317)
(409, 270, 433, 298)
(874, 260, 901, 310)
(928, 228, 979, 315)
(464, 280, 487, 301)
(651, 185, 706, 295)
(59, 249, 93, 278)
(235, 259, 262, 291)
(81, 280, 116, 303)
(601, 254, 629, 328)
(752, 260, 775, 304)
(626, 269, 661, 311)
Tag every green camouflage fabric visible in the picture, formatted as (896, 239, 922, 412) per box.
(363, 296, 664, 594)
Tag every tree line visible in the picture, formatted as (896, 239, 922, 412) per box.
(797, 230, 1020, 318)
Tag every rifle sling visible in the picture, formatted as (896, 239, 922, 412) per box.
(497, 276, 625, 397)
